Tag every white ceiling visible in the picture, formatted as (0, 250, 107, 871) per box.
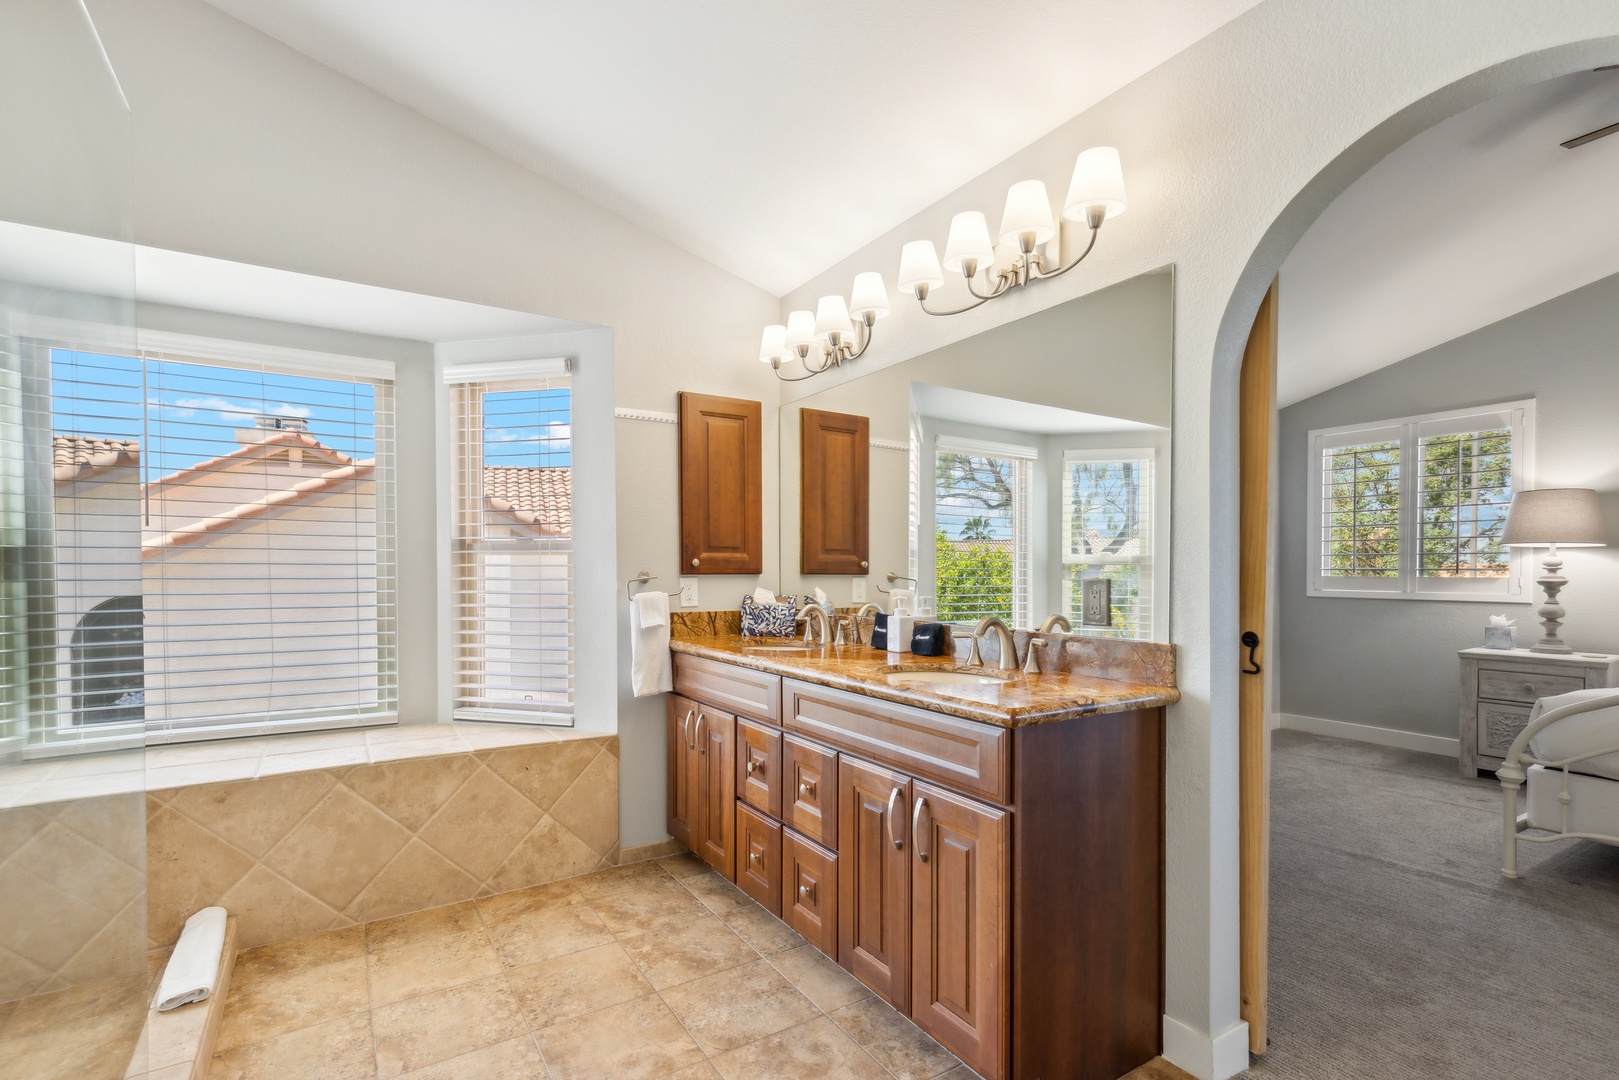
(1277, 68, 1619, 407)
(199, 0, 1261, 296)
(912, 383, 1162, 435)
(0, 219, 585, 343)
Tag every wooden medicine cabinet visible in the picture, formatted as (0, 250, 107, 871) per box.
(800, 407, 869, 576)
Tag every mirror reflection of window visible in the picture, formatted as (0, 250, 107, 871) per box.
(1062, 450, 1154, 640)
(933, 438, 1034, 628)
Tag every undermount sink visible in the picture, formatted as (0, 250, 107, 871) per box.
(885, 670, 1013, 687)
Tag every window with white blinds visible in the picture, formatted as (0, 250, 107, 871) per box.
(1308, 401, 1531, 600)
(447, 361, 573, 724)
(1061, 449, 1154, 640)
(30, 339, 395, 748)
(933, 436, 1032, 628)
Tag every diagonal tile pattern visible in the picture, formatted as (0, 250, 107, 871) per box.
(147, 735, 619, 951)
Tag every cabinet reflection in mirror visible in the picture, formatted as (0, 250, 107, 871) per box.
(778, 269, 1172, 641)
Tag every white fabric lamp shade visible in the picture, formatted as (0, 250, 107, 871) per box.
(1063, 146, 1127, 221)
(758, 324, 788, 363)
(784, 309, 818, 353)
(943, 211, 996, 273)
(897, 240, 944, 293)
(849, 271, 890, 320)
(1502, 488, 1606, 547)
(999, 179, 1057, 247)
(814, 294, 854, 339)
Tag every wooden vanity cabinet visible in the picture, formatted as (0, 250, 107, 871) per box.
(838, 757, 913, 1012)
(665, 693, 736, 879)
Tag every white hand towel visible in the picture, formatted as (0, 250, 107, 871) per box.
(156, 906, 228, 1011)
(631, 592, 673, 697)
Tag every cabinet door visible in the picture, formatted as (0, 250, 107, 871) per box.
(679, 392, 763, 575)
(839, 756, 910, 1011)
(737, 717, 783, 819)
(910, 782, 1009, 1080)
(800, 407, 869, 575)
(735, 802, 783, 916)
(694, 705, 737, 877)
(782, 829, 838, 956)
(666, 696, 700, 850)
(785, 735, 837, 847)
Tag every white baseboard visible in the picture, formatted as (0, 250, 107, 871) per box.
(1277, 712, 1459, 758)
(1163, 1015, 1251, 1080)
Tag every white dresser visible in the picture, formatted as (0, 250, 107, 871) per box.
(1458, 647, 1619, 777)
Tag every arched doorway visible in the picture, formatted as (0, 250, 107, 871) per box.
(71, 594, 144, 726)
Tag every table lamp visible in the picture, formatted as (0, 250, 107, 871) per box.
(1501, 488, 1606, 653)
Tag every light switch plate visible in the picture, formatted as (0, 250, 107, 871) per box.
(851, 578, 867, 602)
(678, 578, 699, 608)
(1081, 577, 1112, 627)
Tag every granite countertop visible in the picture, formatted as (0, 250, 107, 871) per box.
(669, 632, 1180, 728)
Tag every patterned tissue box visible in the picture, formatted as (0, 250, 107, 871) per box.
(741, 594, 800, 637)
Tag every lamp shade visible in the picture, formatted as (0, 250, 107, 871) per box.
(1063, 146, 1127, 222)
(1501, 488, 1606, 547)
(814, 294, 854, 339)
(850, 271, 890, 320)
(758, 324, 788, 363)
(897, 240, 944, 293)
(943, 211, 996, 273)
(999, 180, 1057, 247)
(784, 309, 818, 353)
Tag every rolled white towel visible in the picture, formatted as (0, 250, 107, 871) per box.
(156, 906, 228, 1011)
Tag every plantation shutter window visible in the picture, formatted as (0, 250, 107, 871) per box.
(1308, 401, 1531, 600)
(932, 436, 1034, 628)
(447, 359, 573, 724)
(35, 339, 396, 749)
(1061, 449, 1154, 640)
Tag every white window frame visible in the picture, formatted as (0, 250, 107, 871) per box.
(444, 357, 574, 726)
(1306, 399, 1534, 601)
(1060, 447, 1158, 641)
(931, 434, 1035, 629)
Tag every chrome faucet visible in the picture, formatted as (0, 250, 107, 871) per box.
(968, 616, 1019, 671)
(1038, 613, 1072, 635)
(855, 602, 883, 619)
(797, 605, 833, 645)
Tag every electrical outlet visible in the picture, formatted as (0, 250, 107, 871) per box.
(851, 578, 867, 602)
(1081, 577, 1112, 627)
(679, 578, 699, 608)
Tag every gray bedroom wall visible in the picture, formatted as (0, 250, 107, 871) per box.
(1278, 270, 1619, 749)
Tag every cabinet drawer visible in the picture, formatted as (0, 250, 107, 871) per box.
(785, 679, 1010, 804)
(675, 653, 781, 722)
(1478, 669, 1584, 705)
(784, 735, 838, 847)
(735, 802, 782, 916)
(1477, 701, 1532, 758)
(737, 718, 783, 818)
(781, 829, 838, 956)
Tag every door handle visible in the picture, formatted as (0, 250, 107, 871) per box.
(682, 709, 694, 750)
(887, 786, 904, 850)
(694, 712, 707, 754)
(912, 796, 929, 863)
(1241, 631, 1262, 675)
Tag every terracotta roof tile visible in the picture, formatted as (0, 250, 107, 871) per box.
(483, 466, 571, 534)
(142, 461, 375, 555)
(146, 431, 353, 492)
(53, 435, 140, 481)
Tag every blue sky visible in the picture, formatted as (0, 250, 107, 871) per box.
(51, 350, 570, 473)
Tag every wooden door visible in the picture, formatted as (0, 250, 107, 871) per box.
(800, 407, 870, 575)
(695, 705, 737, 877)
(838, 756, 911, 1010)
(911, 781, 1010, 1079)
(666, 695, 699, 850)
(679, 392, 763, 574)
(735, 802, 783, 916)
(1239, 279, 1277, 1054)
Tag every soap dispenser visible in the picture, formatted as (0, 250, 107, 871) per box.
(887, 591, 915, 656)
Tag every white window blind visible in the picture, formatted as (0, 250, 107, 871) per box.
(932, 436, 1033, 628)
(34, 342, 396, 749)
(1308, 401, 1531, 600)
(449, 369, 573, 724)
(1061, 449, 1154, 640)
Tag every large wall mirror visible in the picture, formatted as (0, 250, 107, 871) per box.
(777, 268, 1173, 641)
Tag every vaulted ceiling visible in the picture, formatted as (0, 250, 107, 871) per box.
(199, 0, 1261, 295)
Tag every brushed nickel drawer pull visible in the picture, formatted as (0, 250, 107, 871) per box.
(748, 851, 761, 866)
(798, 883, 814, 902)
(799, 780, 816, 798)
(747, 758, 761, 775)
(912, 796, 929, 863)
(887, 786, 904, 850)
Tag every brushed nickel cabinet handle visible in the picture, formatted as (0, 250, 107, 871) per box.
(912, 796, 929, 863)
(748, 851, 761, 866)
(695, 712, 707, 754)
(691, 558, 700, 567)
(747, 758, 761, 775)
(798, 883, 814, 902)
(887, 786, 904, 850)
(798, 780, 816, 798)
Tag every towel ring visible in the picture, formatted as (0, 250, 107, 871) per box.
(626, 570, 680, 601)
(876, 572, 917, 596)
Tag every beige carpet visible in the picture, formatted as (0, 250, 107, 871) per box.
(1246, 730, 1619, 1078)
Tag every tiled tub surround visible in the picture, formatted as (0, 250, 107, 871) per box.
(147, 725, 621, 951)
(668, 631, 1178, 726)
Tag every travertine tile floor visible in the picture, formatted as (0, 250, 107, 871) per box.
(206, 853, 1190, 1080)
